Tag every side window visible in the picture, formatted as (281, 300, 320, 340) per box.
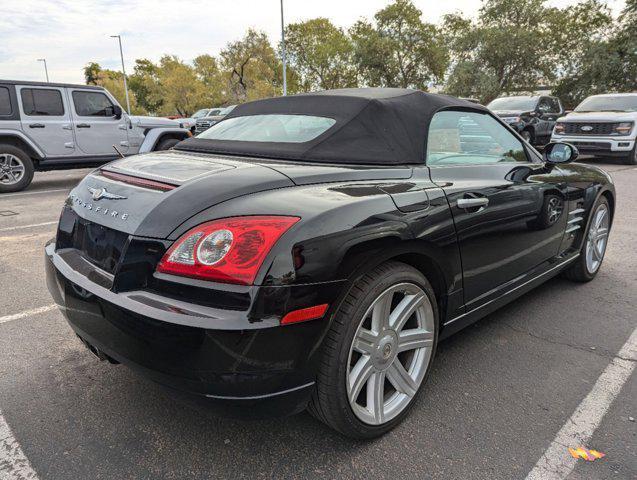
(0, 87, 12, 116)
(537, 98, 551, 113)
(547, 97, 561, 113)
(20, 88, 64, 116)
(72, 91, 115, 117)
(426, 110, 530, 166)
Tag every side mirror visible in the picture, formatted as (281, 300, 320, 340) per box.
(112, 105, 123, 119)
(544, 142, 578, 164)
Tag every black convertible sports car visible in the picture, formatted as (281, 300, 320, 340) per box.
(46, 88, 615, 438)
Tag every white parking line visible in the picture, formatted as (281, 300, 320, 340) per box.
(525, 327, 637, 480)
(0, 408, 39, 479)
(0, 188, 68, 199)
(0, 222, 57, 233)
(0, 305, 57, 325)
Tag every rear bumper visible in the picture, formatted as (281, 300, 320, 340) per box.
(551, 136, 635, 156)
(45, 242, 345, 417)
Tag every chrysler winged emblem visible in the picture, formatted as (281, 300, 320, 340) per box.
(87, 186, 127, 201)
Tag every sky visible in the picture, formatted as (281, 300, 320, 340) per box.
(0, 0, 627, 85)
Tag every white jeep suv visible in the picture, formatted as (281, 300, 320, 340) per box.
(551, 93, 637, 165)
(0, 80, 192, 192)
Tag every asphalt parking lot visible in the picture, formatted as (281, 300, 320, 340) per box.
(0, 161, 635, 480)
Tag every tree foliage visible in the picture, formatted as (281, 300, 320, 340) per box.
(443, 0, 614, 104)
(83, 0, 637, 115)
(553, 0, 637, 107)
(351, 0, 447, 89)
(220, 29, 282, 102)
(285, 18, 357, 91)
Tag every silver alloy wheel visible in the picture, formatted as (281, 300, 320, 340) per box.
(585, 203, 610, 274)
(346, 282, 435, 425)
(547, 197, 563, 224)
(0, 153, 25, 185)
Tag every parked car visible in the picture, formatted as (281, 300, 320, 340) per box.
(487, 95, 564, 146)
(46, 88, 614, 439)
(194, 105, 236, 134)
(551, 93, 637, 164)
(179, 107, 224, 133)
(0, 80, 192, 192)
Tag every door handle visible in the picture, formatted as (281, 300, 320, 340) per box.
(76, 123, 91, 128)
(29, 123, 45, 128)
(457, 197, 489, 209)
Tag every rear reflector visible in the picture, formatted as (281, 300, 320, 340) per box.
(99, 170, 177, 192)
(280, 304, 329, 325)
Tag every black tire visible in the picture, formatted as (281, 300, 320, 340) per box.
(624, 143, 637, 165)
(155, 137, 180, 151)
(563, 196, 611, 282)
(0, 144, 35, 193)
(308, 261, 438, 439)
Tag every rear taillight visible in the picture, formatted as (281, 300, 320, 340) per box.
(157, 216, 300, 285)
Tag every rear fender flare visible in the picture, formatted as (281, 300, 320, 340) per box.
(0, 130, 45, 159)
(139, 128, 190, 153)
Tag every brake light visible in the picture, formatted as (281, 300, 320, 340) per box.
(99, 170, 177, 191)
(157, 216, 300, 285)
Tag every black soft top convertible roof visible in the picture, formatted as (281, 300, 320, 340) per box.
(176, 88, 487, 165)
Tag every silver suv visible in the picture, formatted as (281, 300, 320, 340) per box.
(0, 80, 191, 192)
(194, 105, 236, 135)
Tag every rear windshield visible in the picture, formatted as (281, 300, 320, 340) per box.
(197, 114, 336, 143)
(487, 97, 537, 111)
(575, 95, 637, 112)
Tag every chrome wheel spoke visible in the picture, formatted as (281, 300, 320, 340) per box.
(0, 154, 24, 185)
(346, 282, 435, 425)
(585, 204, 610, 274)
(353, 328, 377, 354)
(389, 292, 425, 332)
(348, 354, 374, 401)
(371, 293, 392, 333)
(397, 328, 433, 352)
(595, 209, 606, 229)
(367, 372, 385, 423)
(386, 359, 417, 397)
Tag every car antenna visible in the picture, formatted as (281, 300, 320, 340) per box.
(112, 145, 125, 159)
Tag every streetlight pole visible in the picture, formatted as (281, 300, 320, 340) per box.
(37, 59, 49, 82)
(280, 0, 287, 96)
(110, 35, 131, 114)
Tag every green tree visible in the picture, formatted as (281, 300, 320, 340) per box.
(285, 18, 357, 91)
(193, 54, 227, 106)
(128, 59, 163, 114)
(442, 0, 612, 104)
(553, 0, 636, 107)
(83, 62, 146, 114)
(220, 29, 281, 102)
(350, 0, 447, 89)
(83, 62, 102, 85)
(156, 55, 208, 116)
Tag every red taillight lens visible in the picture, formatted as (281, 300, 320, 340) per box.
(281, 304, 329, 325)
(157, 216, 300, 285)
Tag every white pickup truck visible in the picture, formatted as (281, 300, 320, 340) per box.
(551, 93, 637, 165)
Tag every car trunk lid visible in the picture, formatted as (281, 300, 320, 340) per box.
(67, 151, 294, 239)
